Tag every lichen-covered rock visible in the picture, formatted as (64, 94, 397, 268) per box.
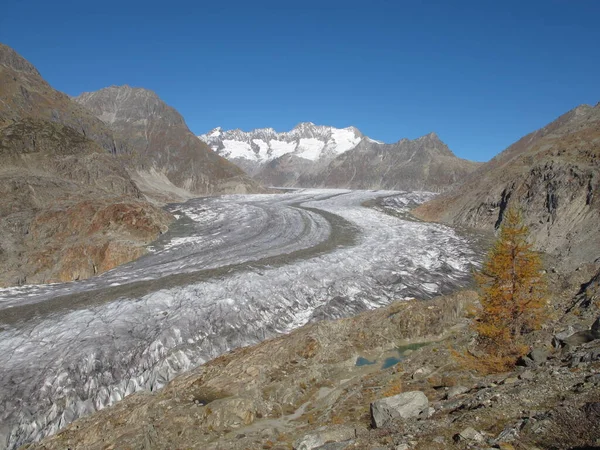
(370, 391, 429, 428)
(293, 426, 356, 450)
(454, 426, 485, 443)
(446, 385, 469, 399)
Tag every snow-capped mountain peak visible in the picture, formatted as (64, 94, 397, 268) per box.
(206, 127, 222, 138)
(198, 124, 364, 163)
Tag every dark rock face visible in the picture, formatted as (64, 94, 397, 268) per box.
(298, 133, 481, 192)
(0, 43, 118, 152)
(415, 103, 600, 270)
(75, 86, 261, 200)
(0, 44, 41, 75)
(0, 44, 172, 287)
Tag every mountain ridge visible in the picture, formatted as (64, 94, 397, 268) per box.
(199, 124, 480, 190)
(199, 122, 364, 166)
(0, 43, 173, 287)
(75, 85, 263, 201)
(414, 102, 600, 270)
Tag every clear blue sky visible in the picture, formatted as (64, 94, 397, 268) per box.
(1, 0, 598, 161)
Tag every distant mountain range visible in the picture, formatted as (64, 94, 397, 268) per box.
(199, 123, 366, 169)
(199, 123, 481, 191)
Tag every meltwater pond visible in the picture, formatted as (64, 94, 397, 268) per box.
(0, 189, 480, 449)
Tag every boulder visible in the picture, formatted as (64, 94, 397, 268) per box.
(519, 370, 535, 381)
(586, 373, 600, 384)
(494, 419, 526, 444)
(553, 326, 578, 347)
(446, 385, 469, 399)
(553, 324, 594, 348)
(528, 347, 549, 364)
(564, 331, 597, 347)
(516, 355, 535, 368)
(370, 391, 429, 428)
(293, 426, 356, 450)
(453, 427, 485, 443)
(411, 367, 432, 380)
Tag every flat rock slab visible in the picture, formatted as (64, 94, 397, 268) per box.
(294, 426, 356, 450)
(370, 390, 429, 428)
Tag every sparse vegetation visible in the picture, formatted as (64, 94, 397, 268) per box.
(381, 379, 403, 397)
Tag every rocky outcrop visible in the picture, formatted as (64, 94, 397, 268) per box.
(293, 426, 357, 450)
(0, 44, 173, 287)
(199, 124, 481, 191)
(24, 199, 172, 284)
(414, 103, 600, 270)
(75, 86, 262, 201)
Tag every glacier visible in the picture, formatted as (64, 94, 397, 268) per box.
(0, 190, 480, 449)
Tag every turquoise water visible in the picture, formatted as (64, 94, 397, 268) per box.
(381, 356, 402, 369)
(355, 356, 376, 366)
(355, 342, 431, 369)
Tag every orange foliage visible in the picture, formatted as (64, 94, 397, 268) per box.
(381, 379, 403, 397)
(458, 207, 547, 373)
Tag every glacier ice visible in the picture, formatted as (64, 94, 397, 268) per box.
(0, 189, 480, 449)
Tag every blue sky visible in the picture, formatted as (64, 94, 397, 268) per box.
(1, 0, 599, 161)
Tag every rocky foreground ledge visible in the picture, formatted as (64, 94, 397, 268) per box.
(20, 262, 600, 450)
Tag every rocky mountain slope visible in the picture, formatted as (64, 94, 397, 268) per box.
(414, 103, 600, 271)
(298, 132, 481, 192)
(199, 124, 480, 190)
(75, 86, 261, 201)
(25, 264, 600, 450)
(0, 43, 172, 287)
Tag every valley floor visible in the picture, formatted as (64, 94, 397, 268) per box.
(0, 189, 480, 450)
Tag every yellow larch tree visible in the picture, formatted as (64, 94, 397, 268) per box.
(459, 206, 548, 373)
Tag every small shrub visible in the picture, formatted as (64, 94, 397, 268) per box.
(381, 379, 402, 397)
(330, 414, 345, 425)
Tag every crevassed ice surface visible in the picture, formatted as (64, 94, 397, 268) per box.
(0, 190, 480, 450)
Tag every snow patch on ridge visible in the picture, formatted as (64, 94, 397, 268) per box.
(269, 140, 297, 159)
(296, 138, 326, 160)
(252, 139, 270, 160)
(198, 123, 367, 164)
(221, 140, 257, 160)
(329, 128, 362, 155)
